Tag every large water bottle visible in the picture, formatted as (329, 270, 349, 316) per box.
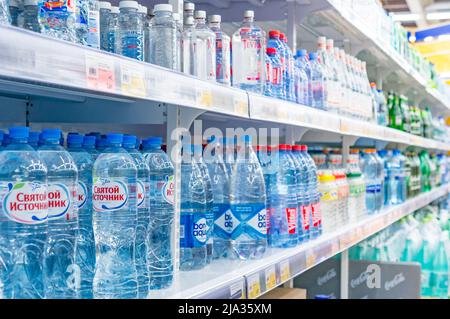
(149, 4, 177, 70)
(21, 0, 40, 32)
(87, 0, 100, 48)
(0, 127, 47, 299)
(308, 52, 326, 110)
(267, 30, 286, 99)
(92, 133, 138, 299)
(266, 47, 284, 99)
(173, 12, 182, 73)
(38, 0, 77, 42)
(229, 135, 267, 260)
(289, 146, 308, 242)
(38, 129, 79, 299)
(181, 15, 195, 75)
(105, 6, 119, 53)
(361, 149, 378, 213)
(99, 1, 111, 51)
(180, 143, 207, 270)
(119, 0, 144, 61)
(204, 137, 231, 259)
(141, 137, 174, 289)
(8, 0, 20, 26)
(123, 135, 150, 298)
(430, 231, 449, 298)
(67, 134, 95, 299)
(268, 145, 298, 248)
(209, 14, 231, 86)
(280, 33, 296, 102)
(232, 10, 266, 94)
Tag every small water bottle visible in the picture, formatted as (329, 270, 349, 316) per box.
(149, 4, 177, 70)
(209, 15, 231, 85)
(119, 0, 144, 61)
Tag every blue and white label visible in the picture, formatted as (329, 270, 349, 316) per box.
(230, 204, 267, 240)
(48, 183, 75, 220)
(366, 184, 377, 194)
(213, 204, 233, 238)
(76, 181, 88, 209)
(87, 10, 100, 49)
(180, 212, 208, 248)
(121, 31, 144, 61)
(93, 177, 129, 212)
(136, 180, 148, 208)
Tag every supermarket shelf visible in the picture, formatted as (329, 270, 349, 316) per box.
(149, 184, 449, 299)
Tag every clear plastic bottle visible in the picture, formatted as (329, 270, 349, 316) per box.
(263, 49, 273, 97)
(335, 171, 349, 227)
(123, 135, 150, 298)
(318, 173, 338, 234)
(105, 6, 119, 54)
(294, 51, 309, 105)
(223, 136, 236, 177)
(92, 133, 138, 299)
(141, 137, 174, 289)
(67, 134, 95, 299)
(317, 37, 332, 111)
(430, 232, 449, 298)
(119, 0, 143, 61)
(385, 150, 405, 206)
(183, 1, 194, 28)
(38, 129, 78, 299)
(266, 47, 284, 99)
(296, 50, 312, 106)
(149, 4, 177, 70)
(361, 149, 380, 213)
(0, 127, 47, 299)
(21, 0, 40, 32)
(325, 39, 342, 113)
(193, 10, 216, 82)
(229, 135, 266, 260)
(173, 12, 182, 73)
(181, 16, 195, 75)
(209, 15, 231, 86)
(38, 0, 77, 42)
(99, 1, 111, 51)
(291, 145, 310, 242)
(373, 150, 386, 211)
(137, 5, 148, 62)
(86, 0, 100, 48)
(232, 10, 266, 94)
(280, 33, 296, 102)
(302, 145, 322, 238)
(308, 52, 326, 110)
(347, 172, 366, 223)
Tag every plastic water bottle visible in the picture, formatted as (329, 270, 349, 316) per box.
(229, 135, 267, 260)
(385, 150, 403, 206)
(181, 15, 195, 75)
(280, 33, 296, 101)
(373, 150, 385, 211)
(183, 1, 194, 26)
(28, 131, 40, 149)
(361, 149, 379, 213)
(8, 0, 20, 26)
(38, 0, 77, 42)
(141, 137, 174, 289)
(294, 51, 309, 105)
(123, 135, 150, 298)
(86, 0, 100, 48)
(209, 15, 231, 86)
(180, 143, 207, 270)
(309, 52, 326, 110)
(21, 0, 40, 32)
(191, 11, 216, 82)
(149, 4, 177, 70)
(173, 12, 182, 73)
(99, 1, 111, 51)
(263, 50, 273, 97)
(0, 127, 47, 299)
(430, 232, 449, 298)
(318, 172, 338, 234)
(297, 50, 312, 106)
(92, 133, 138, 299)
(232, 10, 266, 94)
(75, 0, 88, 45)
(119, 0, 144, 61)
(265, 47, 284, 99)
(38, 129, 78, 299)
(289, 146, 308, 242)
(267, 145, 298, 248)
(105, 5, 119, 53)
(256, 146, 276, 239)
(397, 151, 408, 203)
(67, 134, 95, 299)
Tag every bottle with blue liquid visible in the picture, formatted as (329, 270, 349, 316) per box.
(229, 135, 267, 260)
(67, 134, 95, 299)
(38, 129, 79, 299)
(0, 127, 47, 299)
(141, 137, 174, 289)
(123, 135, 150, 298)
(119, 0, 144, 61)
(92, 133, 138, 299)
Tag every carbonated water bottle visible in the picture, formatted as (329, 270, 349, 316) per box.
(149, 4, 177, 70)
(0, 127, 47, 299)
(232, 10, 266, 94)
(67, 134, 95, 299)
(209, 15, 231, 86)
(92, 133, 138, 299)
(106, 6, 119, 53)
(229, 135, 267, 260)
(38, 0, 77, 42)
(99, 1, 111, 51)
(142, 137, 174, 289)
(123, 135, 150, 298)
(21, 0, 40, 32)
(38, 129, 79, 299)
(119, 0, 144, 61)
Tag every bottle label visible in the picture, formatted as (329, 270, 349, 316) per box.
(92, 178, 129, 212)
(366, 184, 377, 194)
(48, 182, 76, 220)
(1, 182, 48, 224)
(272, 66, 282, 85)
(300, 205, 310, 231)
(213, 203, 233, 238)
(87, 10, 100, 49)
(76, 181, 88, 209)
(230, 204, 266, 240)
(286, 207, 297, 235)
(136, 180, 149, 209)
(321, 189, 338, 201)
(162, 175, 175, 205)
(180, 212, 208, 248)
(121, 31, 144, 61)
(311, 202, 321, 228)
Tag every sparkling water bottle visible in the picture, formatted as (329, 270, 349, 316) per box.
(38, 129, 79, 299)
(229, 135, 266, 260)
(38, 0, 77, 42)
(232, 10, 266, 94)
(149, 4, 177, 70)
(123, 135, 150, 298)
(209, 15, 231, 86)
(21, 0, 40, 32)
(92, 133, 138, 299)
(99, 1, 111, 51)
(0, 127, 47, 299)
(67, 134, 95, 299)
(105, 6, 119, 53)
(119, 0, 144, 61)
(141, 137, 174, 289)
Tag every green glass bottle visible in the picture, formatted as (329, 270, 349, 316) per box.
(388, 93, 403, 131)
(419, 151, 431, 192)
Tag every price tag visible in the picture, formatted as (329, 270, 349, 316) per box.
(229, 281, 245, 299)
(265, 265, 277, 290)
(279, 259, 291, 282)
(197, 87, 213, 108)
(120, 63, 146, 97)
(85, 53, 116, 92)
(234, 98, 248, 116)
(246, 273, 261, 299)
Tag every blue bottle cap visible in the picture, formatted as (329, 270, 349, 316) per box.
(67, 133, 84, 145)
(298, 49, 307, 57)
(9, 126, 30, 139)
(29, 131, 40, 143)
(143, 136, 163, 147)
(309, 52, 317, 60)
(392, 149, 401, 155)
(41, 128, 62, 141)
(83, 135, 96, 146)
(123, 135, 137, 148)
(106, 133, 124, 145)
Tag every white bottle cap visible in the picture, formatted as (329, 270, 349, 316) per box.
(154, 4, 173, 12)
(209, 14, 221, 23)
(173, 13, 180, 21)
(195, 10, 206, 19)
(317, 36, 326, 45)
(119, 1, 138, 10)
(138, 5, 148, 14)
(110, 6, 120, 14)
(185, 16, 195, 26)
(244, 10, 254, 18)
(184, 2, 195, 11)
(99, 1, 112, 10)
(326, 39, 334, 48)
(24, 0, 38, 6)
